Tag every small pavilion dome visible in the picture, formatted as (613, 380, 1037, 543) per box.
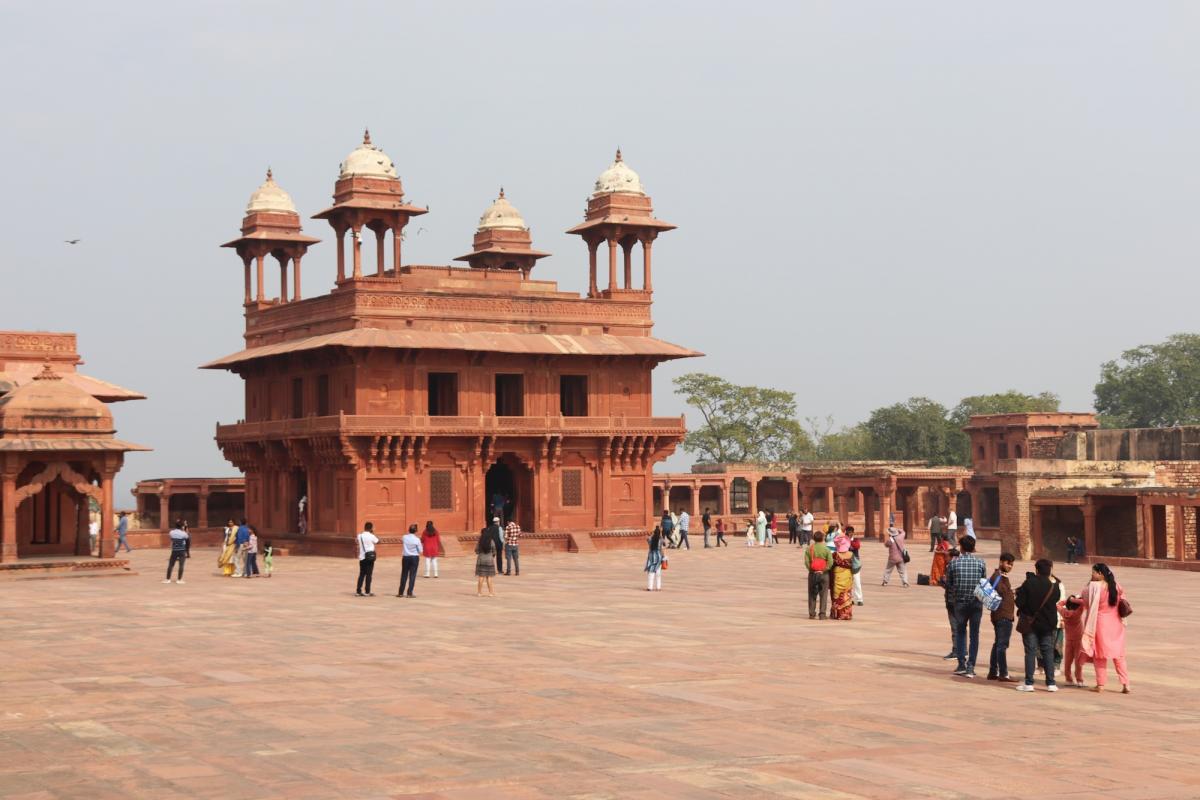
(245, 169, 297, 214)
(338, 129, 398, 179)
(0, 365, 113, 434)
(593, 149, 645, 195)
(477, 188, 527, 230)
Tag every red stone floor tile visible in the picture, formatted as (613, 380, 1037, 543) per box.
(1, 541, 1198, 799)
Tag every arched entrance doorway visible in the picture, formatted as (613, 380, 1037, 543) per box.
(14, 462, 100, 558)
(485, 455, 534, 531)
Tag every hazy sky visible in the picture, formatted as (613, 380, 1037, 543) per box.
(3, 2, 1197, 498)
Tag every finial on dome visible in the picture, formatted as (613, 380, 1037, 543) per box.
(266, 167, 273, 181)
(363, 128, 372, 146)
(34, 361, 61, 381)
(615, 147, 623, 163)
(498, 186, 505, 199)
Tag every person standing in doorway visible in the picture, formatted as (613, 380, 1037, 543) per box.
(928, 513, 944, 552)
(702, 507, 712, 548)
(504, 517, 521, 576)
(422, 521, 441, 578)
(882, 525, 910, 587)
(113, 511, 132, 553)
(986, 553, 1018, 683)
(1015, 558, 1062, 692)
(677, 509, 691, 551)
(356, 522, 378, 596)
(715, 516, 728, 547)
(805, 529, 833, 619)
(945, 534, 987, 678)
(163, 519, 189, 584)
(1065, 535, 1079, 565)
(398, 524, 421, 598)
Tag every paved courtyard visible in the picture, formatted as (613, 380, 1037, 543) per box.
(1, 539, 1197, 799)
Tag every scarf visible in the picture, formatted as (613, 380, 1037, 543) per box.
(1080, 580, 1104, 658)
(833, 535, 851, 553)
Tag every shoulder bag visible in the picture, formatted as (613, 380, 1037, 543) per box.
(808, 543, 828, 572)
(890, 533, 911, 563)
(1016, 581, 1055, 635)
(973, 573, 1003, 612)
(1118, 596, 1133, 618)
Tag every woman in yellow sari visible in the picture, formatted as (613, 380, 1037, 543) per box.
(218, 520, 237, 576)
(830, 534, 855, 620)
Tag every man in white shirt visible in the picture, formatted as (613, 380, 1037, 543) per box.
(398, 524, 422, 598)
(88, 519, 100, 555)
(947, 509, 958, 543)
(800, 509, 814, 545)
(356, 522, 379, 597)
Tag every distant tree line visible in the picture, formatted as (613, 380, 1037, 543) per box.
(675, 332, 1200, 467)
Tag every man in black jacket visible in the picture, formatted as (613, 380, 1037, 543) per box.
(1014, 558, 1062, 692)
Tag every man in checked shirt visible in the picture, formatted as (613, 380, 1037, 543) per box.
(504, 518, 522, 576)
(944, 534, 988, 678)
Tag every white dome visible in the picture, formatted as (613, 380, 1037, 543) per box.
(338, 129, 398, 179)
(593, 149, 645, 195)
(245, 169, 297, 214)
(477, 188, 527, 230)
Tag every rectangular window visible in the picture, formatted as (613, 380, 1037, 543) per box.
(731, 478, 751, 513)
(560, 375, 588, 417)
(997, 442, 1009, 459)
(291, 378, 304, 419)
(495, 373, 524, 416)
(430, 470, 453, 510)
(428, 373, 459, 416)
(316, 374, 330, 416)
(562, 469, 583, 507)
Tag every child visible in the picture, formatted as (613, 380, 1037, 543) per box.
(715, 517, 727, 547)
(263, 542, 274, 577)
(745, 518, 756, 546)
(1058, 595, 1088, 687)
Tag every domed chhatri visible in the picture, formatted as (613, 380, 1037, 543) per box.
(0, 363, 114, 435)
(477, 188, 528, 231)
(593, 148, 645, 196)
(245, 168, 298, 215)
(338, 128, 398, 180)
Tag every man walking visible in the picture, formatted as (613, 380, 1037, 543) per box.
(1015, 558, 1062, 692)
(661, 510, 675, 549)
(928, 513, 944, 552)
(702, 507, 712, 548)
(945, 535, 987, 678)
(398, 524, 421, 597)
(356, 521, 379, 596)
(677, 509, 691, 550)
(114, 511, 132, 553)
(805, 530, 833, 620)
(986, 552, 1017, 682)
(504, 517, 521, 576)
(800, 508, 813, 545)
(163, 519, 189, 584)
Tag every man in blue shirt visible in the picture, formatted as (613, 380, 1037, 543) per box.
(944, 535, 988, 678)
(114, 512, 132, 553)
(234, 518, 251, 577)
(163, 519, 190, 584)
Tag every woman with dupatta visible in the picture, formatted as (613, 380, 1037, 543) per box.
(1079, 562, 1130, 694)
(218, 519, 237, 576)
(830, 533, 855, 620)
(929, 537, 951, 587)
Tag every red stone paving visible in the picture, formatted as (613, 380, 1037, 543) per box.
(0, 539, 1197, 799)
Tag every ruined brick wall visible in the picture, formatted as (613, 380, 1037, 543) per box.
(1155, 462, 1200, 558)
(1028, 436, 1065, 459)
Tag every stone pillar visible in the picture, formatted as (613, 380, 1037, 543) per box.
(748, 478, 758, 520)
(351, 225, 363, 279)
(375, 227, 386, 276)
(255, 254, 265, 302)
(1141, 499, 1155, 559)
(879, 489, 893, 541)
(641, 236, 653, 291)
(607, 237, 618, 292)
(160, 491, 170, 532)
(1174, 503, 1186, 561)
(788, 479, 799, 514)
(292, 254, 302, 301)
(690, 480, 700, 517)
(336, 228, 346, 282)
(100, 473, 114, 558)
(824, 486, 834, 520)
(1, 469, 17, 563)
(278, 255, 288, 303)
(1031, 504, 1044, 558)
(242, 256, 252, 303)
(622, 241, 633, 289)
(721, 479, 731, 516)
(1082, 500, 1097, 560)
(198, 488, 210, 529)
(838, 489, 851, 527)
(587, 240, 599, 297)
(392, 225, 403, 276)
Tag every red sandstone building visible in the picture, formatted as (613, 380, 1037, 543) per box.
(0, 331, 146, 564)
(205, 136, 697, 553)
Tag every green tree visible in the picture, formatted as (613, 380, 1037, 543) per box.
(1094, 334, 1200, 428)
(863, 397, 959, 464)
(803, 416, 872, 461)
(673, 373, 812, 463)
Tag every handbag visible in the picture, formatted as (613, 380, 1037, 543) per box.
(661, 556, 669, 571)
(362, 550, 376, 562)
(974, 574, 1003, 612)
(1016, 581, 1056, 635)
(1118, 597, 1133, 618)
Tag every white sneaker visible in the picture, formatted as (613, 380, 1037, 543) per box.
(1015, 684, 1035, 692)
(161, 579, 172, 584)
(176, 580, 186, 585)
(1046, 684, 1059, 692)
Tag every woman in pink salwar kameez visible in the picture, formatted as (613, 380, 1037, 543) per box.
(1079, 562, 1130, 694)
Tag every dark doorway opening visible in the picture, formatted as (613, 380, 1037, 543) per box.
(560, 375, 588, 416)
(495, 374, 524, 416)
(1041, 506, 1083, 561)
(485, 456, 534, 531)
(428, 373, 459, 416)
(291, 470, 309, 534)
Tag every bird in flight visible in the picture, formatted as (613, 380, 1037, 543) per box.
(64, 239, 81, 245)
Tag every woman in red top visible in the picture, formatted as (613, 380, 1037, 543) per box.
(422, 521, 441, 578)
